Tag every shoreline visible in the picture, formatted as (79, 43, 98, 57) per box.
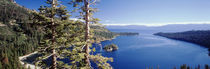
(18, 36, 119, 69)
(19, 51, 41, 69)
(97, 35, 119, 43)
(154, 32, 210, 49)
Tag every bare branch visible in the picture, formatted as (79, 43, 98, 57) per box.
(88, 0, 97, 5)
(43, 46, 51, 51)
(81, 43, 87, 51)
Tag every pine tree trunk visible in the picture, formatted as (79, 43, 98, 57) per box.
(51, 0, 56, 69)
(51, 49, 56, 69)
(84, 0, 90, 66)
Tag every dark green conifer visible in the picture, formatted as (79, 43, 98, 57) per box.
(69, 0, 113, 69)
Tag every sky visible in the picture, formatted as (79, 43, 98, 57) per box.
(15, 0, 210, 26)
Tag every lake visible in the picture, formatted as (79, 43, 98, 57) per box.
(22, 29, 210, 69)
(92, 29, 210, 69)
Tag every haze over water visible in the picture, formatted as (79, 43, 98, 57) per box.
(94, 29, 210, 69)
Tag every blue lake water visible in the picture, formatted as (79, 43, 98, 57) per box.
(22, 29, 210, 69)
(93, 29, 210, 69)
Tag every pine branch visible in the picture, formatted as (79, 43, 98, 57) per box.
(88, 0, 97, 5)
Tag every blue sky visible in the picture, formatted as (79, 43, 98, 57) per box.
(15, 0, 210, 26)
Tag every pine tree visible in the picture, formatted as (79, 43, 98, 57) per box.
(83, 0, 91, 66)
(31, 0, 86, 69)
(51, 0, 57, 68)
(69, 0, 113, 68)
(32, 0, 67, 68)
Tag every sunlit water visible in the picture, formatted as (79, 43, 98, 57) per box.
(23, 29, 210, 69)
(92, 29, 210, 69)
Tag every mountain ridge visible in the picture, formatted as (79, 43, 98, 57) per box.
(105, 24, 210, 33)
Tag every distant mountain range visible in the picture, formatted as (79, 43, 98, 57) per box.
(105, 24, 210, 33)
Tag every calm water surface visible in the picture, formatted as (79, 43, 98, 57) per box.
(93, 29, 210, 69)
(23, 29, 210, 69)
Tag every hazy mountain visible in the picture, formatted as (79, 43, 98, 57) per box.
(105, 24, 210, 33)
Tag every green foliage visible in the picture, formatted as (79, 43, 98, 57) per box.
(103, 44, 118, 52)
(0, 0, 115, 69)
(0, 0, 31, 24)
(0, 0, 43, 69)
(91, 25, 117, 43)
(90, 55, 113, 69)
(155, 30, 210, 48)
(33, 0, 74, 68)
(69, 0, 114, 68)
(0, 61, 2, 69)
(33, 0, 89, 68)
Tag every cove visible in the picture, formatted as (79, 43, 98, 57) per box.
(92, 29, 210, 69)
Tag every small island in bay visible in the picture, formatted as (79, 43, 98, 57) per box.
(103, 44, 119, 52)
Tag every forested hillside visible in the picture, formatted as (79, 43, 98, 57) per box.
(154, 30, 210, 48)
(0, 0, 116, 68)
(91, 25, 139, 43)
(0, 0, 31, 24)
(0, 0, 42, 69)
(91, 25, 117, 43)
